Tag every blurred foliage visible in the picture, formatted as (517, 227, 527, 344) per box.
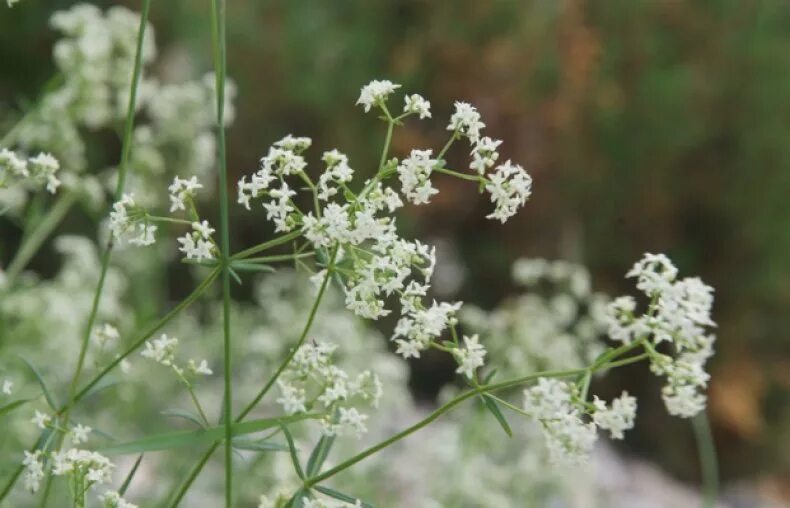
(1, 0, 788, 492)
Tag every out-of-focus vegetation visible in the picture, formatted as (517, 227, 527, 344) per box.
(1, 0, 788, 498)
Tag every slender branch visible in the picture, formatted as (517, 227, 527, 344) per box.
(163, 248, 338, 505)
(36, 4, 152, 504)
(209, 0, 232, 504)
(693, 410, 719, 508)
(230, 230, 302, 260)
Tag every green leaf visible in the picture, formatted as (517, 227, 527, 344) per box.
(99, 413, 320, 456)
(482, 394, 512, 438)
(288, 489, 310, 508)
(280, 424, 305, 480)
(0, 398, 33, 418)
(160, 409, 206, 428)
(314, 485, 373, 507)
(118, 454, 143, 495)
(305, 434, 335, 477)
(19, 356, 58, 410)
(227, 266, 243, 285)
(230, 261, 276, 273)
(231, 438, 287, 452)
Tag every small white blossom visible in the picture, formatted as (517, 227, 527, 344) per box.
(71, 423, 92, 445)
(592, 392, 637, 439)
(403, 93, 431, 119)
(453, 334, 487, 379)
(168, 176, 203, 213)
(470, 136, 502, 175)
(356, 79, 401, 112)
(447, 101, 485, 142)
(100, 490, 138, 508)
(2, 379, 12, 395)
(92, 323, 120, 348)
(140, 334, 178, 367)
(31, 410, 51, 430)
(22, 451, 44, 492)
(397, 149, 439, 205)
(484, 160, 532, 223)
(187, 359, 213, 376)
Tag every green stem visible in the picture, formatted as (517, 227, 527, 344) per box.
(692, 410, 719, 508)
(230, 230, 302, 260)
(5, 190, 77, 284)
(209, 0, 232, 504)
(73, 268, 219, 404)
(163, 248, 338, 505)
(37, 4, 152, 504)
(304, 367, 586, 487)
(241, 252, 315, 264)
(434, 166, 485, 183)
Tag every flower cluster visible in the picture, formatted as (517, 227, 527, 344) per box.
(236, 80, 534, 372)
(140, 333, 213, 379)
(522, 378, 637, 464)
(604, 253, 716, 417)
(23, 447, 116, 496)
(100, 490, 138, 508)
(177, 220, 217, 261)
(0, 149, 61, 194)
(276, 341, 381, 437)
(108, 193, 157, 246)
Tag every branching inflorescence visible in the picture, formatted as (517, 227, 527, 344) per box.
(0, 3, 720, 507)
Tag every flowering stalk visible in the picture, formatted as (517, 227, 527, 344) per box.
(34, 2, 153, 504)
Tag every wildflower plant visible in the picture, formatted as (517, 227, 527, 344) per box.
(0, 1, 720, 507)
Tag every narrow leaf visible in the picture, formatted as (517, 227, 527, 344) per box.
(118, 454, 144, 495)
(99, 413, 319, 456)
(0, 398, 33, 418)
(280, 424, 305, 480)
(305, 434, 335, 478)
(161, 409, 206, 428)
(231, 438, 287, 453)
(19, 356, 58, 410)
(230, 261, 275, 273)
(314, 486, 373, 507)
(81, 378, 123, 401)
(482, 369, 498, 385)
(482, 394, 512, 437)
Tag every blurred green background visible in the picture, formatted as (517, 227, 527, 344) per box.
(2, 0, 788, 500)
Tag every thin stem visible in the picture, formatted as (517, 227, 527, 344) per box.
(434, 166, 485, 183)
(693, 410, 719, 508)
(209, 0, 232, 504)
(5, 190, 77, 284)
(304, 367, 586, 487)
(231, 230, 302, 260)
(37, 4, 152, 503)
(73, 268, 219, 404)
(163, 249, 338, 504)
(241, 252, 315, 264)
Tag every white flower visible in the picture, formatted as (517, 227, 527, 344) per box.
(484, 160, 532, 223)
(140, 334, 178, 366)
(128, 223, 157, 246)
(22, 451, 44, 492)
(71, 423, 92, 445)
(31, 410, 51, 430)
(168, 176, 203, 213)
(523, 378, 597, 464)
(92, 323, 120, 348)
(662, 384, 706, 418)
(187, 359, 213, 376)
(276, 380, 306, 414)
(397, 149, 439, 205)
(447, 101, 485, 142)
(177, 223, 216, 261)
(100, 490, 138, 508)
(592, 392, 637, 439)
(51, 448, 114, 486)
(28, 153, 61, 193)
(453, 334, 487, 379)
(356, 79, 401, 112)
(274, 134, 312, 153)
(403, 93, 431, 119)
(470, 136, 502, 175)
(2, 379, 12, 395)
(336, 407, 368, 438)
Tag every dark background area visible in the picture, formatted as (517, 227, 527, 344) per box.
(2, 0, 788, 498)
